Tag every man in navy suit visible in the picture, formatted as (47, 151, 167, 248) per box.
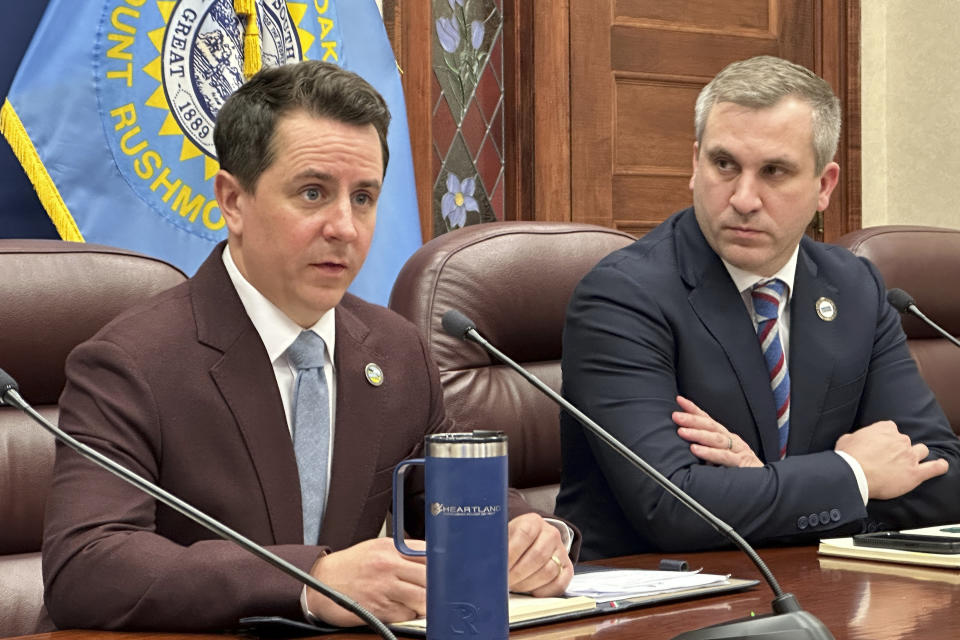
(555, 55, 960, 559)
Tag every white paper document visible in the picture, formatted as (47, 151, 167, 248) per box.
(565, 568, 731, 600)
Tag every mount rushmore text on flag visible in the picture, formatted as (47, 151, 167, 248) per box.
(1, 0, 421, 305)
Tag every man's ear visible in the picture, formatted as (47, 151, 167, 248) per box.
(816, 161, 841, 212)
(214, 170, 247, 236)
(689, 141, 700, 191)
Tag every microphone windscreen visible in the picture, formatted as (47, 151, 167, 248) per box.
(442, 310, 476, 341)
(0, 368, 20, 404)
(886, 288, 916, 313)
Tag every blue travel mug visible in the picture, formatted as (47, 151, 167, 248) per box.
(393, 431, 509, 640)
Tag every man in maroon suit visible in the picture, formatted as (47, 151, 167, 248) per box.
(42, 61, 574, 631)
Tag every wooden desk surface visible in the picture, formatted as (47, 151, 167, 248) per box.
(14, 545, 959, 640)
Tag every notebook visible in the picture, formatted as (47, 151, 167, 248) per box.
(239, 566, 758, 637)
(818, 524, 960, 569)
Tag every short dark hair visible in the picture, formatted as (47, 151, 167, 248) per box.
(213, 60, 391, 191)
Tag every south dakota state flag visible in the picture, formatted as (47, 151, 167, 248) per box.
(1, 0, 421, 305)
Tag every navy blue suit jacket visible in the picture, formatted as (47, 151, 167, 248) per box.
(555, 208, 960, 559)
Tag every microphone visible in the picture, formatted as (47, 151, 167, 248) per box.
(0, 368, 395, 640)
(887, 288, 960, 349)
(442, 309, 834, 640)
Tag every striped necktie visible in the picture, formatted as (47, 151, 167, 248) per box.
(751, 279, 790, 459)
(286, 330, 331, 544)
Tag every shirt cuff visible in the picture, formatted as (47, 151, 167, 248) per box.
(835, 450, 869, 506)
(544, 517, 574, 554)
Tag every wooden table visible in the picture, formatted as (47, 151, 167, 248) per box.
(13, 545, 959, 640)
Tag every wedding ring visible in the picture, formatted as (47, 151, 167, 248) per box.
(727, 436, 733, 450)
(550, 554, 563, 577)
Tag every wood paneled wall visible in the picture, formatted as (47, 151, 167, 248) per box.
(386, 0, 860, 243)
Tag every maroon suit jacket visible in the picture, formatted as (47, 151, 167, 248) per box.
(42, 246, 453, 630)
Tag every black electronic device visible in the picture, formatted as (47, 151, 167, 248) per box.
(853, 531, 960, 554)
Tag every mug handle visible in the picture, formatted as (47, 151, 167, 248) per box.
(392, 458, 426, 557)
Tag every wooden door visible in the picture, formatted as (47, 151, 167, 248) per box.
(386, 1, 860, 243)
(569, 0, 860, 241)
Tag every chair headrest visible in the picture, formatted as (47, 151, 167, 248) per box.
(836, 226, 960, 338)
(0, 240, 186, 403)
(390, 221, 635, 369)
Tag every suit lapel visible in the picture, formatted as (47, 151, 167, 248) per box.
(319, 300, 388, 550)
(676, 212, 782, 460)
(785, 242, 839, 455)
(192, 245, 304, 545)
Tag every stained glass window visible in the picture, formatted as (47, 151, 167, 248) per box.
(431, 0, 503, 236)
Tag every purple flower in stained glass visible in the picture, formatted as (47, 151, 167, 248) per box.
(436, 16, 460, 53)
(441, 172, 479, 229)
(470, 20, 484, 50)
(447, 0, 465, 8)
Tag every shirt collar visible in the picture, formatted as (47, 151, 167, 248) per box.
(722, 244, 800, 301)
(222, 245, 336, 366)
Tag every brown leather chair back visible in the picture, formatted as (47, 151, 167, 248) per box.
(389, 222, 635, 513)
(836, 226, 960, 434)
(0, 240, 186, 637)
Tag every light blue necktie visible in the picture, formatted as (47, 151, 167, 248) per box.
(287, 330, 331, 544)
(752, 279, 790, 459)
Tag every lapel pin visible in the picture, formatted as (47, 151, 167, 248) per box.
(815, 297, 837, 322)
(364, 362, 384, 387)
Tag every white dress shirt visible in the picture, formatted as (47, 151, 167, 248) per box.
(222, 246, 341, 620)
(222, 246, 337, 486)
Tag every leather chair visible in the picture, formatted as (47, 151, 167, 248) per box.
(389, 221, 635, 513)
(0, 240, 185, 637)
(836, 225, 960, 434)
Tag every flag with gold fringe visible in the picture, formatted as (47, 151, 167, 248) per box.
(1, 0, 421, 305)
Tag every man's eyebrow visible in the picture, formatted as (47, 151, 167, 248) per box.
(292, 170, 334, 182)
(761, 156, 800, 170)
(705, 146, 799, 170)
(290, 171, 381, 190)
(355, 178, 382, 191)
(705, 145, 732, 159)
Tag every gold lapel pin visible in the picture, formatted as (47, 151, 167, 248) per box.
(815, 297, 837, 322)
(364, 362, 384, 386)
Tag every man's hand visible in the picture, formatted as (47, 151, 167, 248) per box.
(506, 513, 572, 596)
(835, 420, 949, 500)
(305, 537, 427, 626)
(673, 395, 763, 468)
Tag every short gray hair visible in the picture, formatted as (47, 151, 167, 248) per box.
(694, 56, 841, 174)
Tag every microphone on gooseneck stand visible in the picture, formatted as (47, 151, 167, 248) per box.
(887, 288, 960, 349)
(0, 368, 396, 640)
(441, 309, 835, 640)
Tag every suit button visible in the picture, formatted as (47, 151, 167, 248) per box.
(797, 516, 809, 530)
(830, 509, 841, 522)
(819, 511, 830, 525)
(809, 513, 820, 526)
